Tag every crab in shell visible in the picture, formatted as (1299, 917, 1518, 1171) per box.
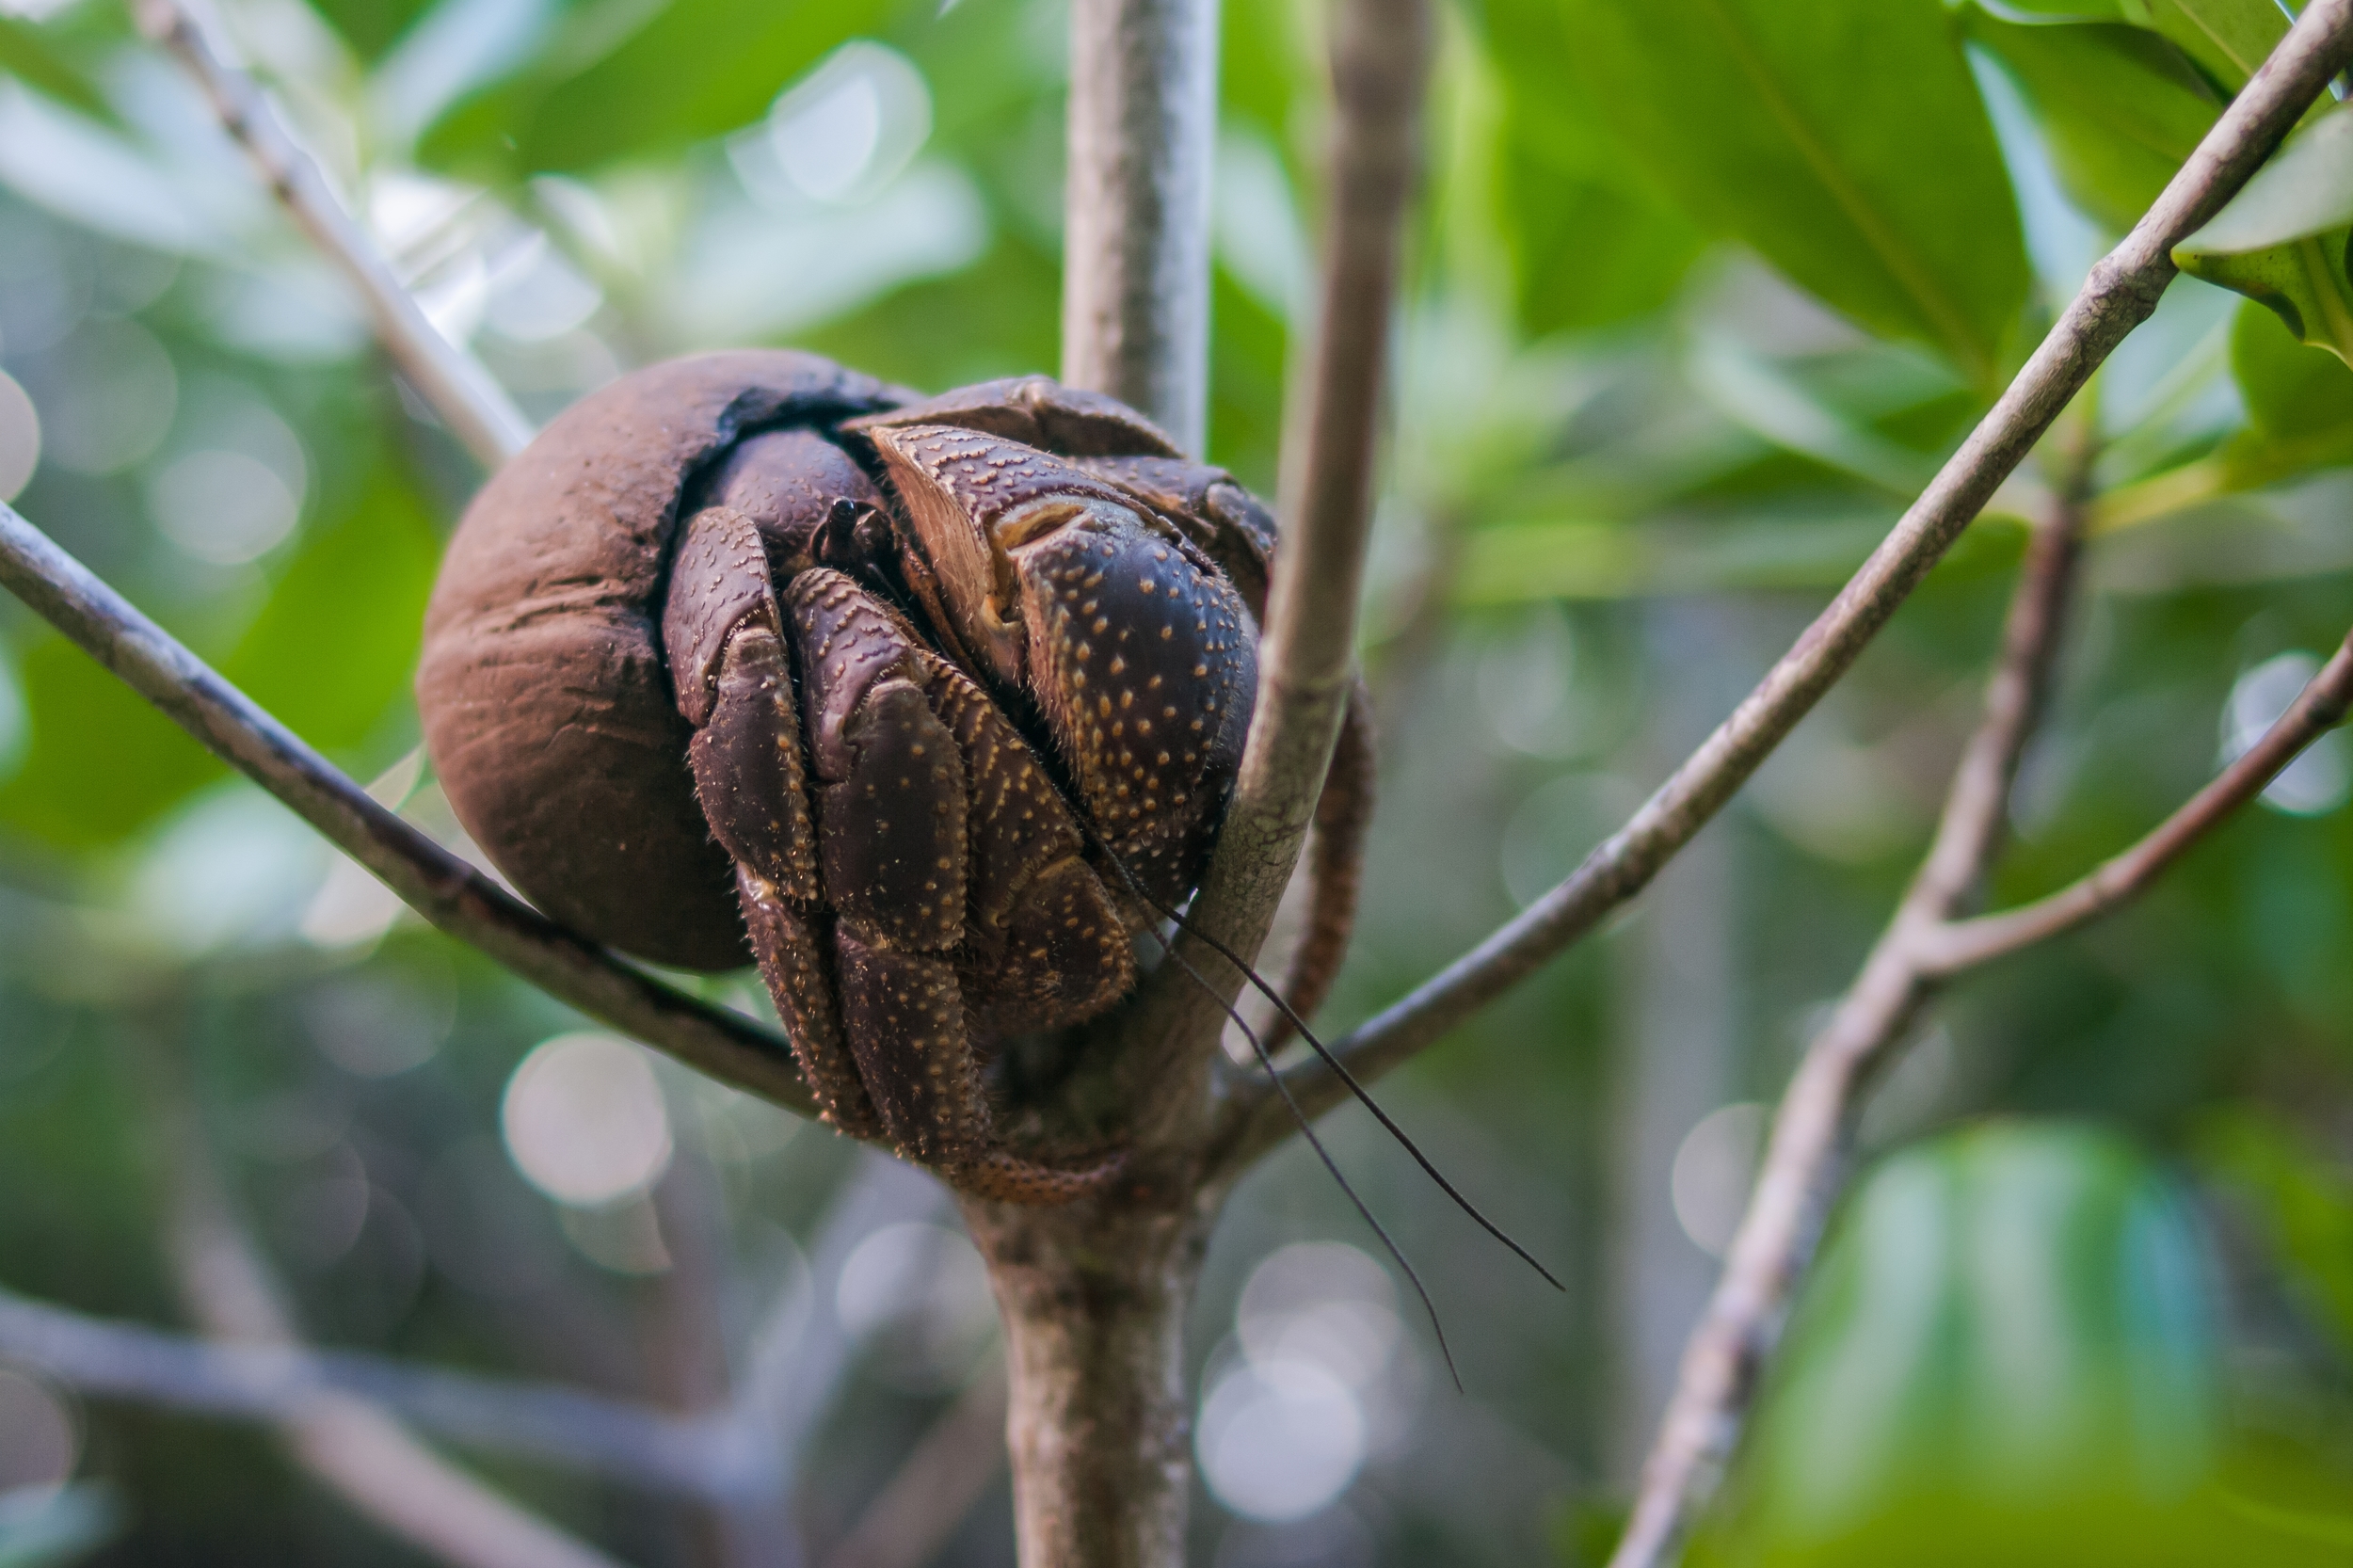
(418, 352, 1369, 1203)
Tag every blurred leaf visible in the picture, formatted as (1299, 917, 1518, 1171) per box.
(0, 633, 225, 850)
(1472, 0, 1705, 337)
(2195, 1104, 2353, 1354)
(220, 465, 441, 751)
(0, 459, 437, 853)
(1554, 0, 2028, 382)
(2176, 105, 2353, 360)
(1962, 8, 2220, 234)
(421, 0, 903, 176)
(0, 17, 118, 126)
(0, 1482, 125, 1568)
(1697, 1122, 2294, 1568)
(2136, 0, 2288, 92)
(2228, 296, 2353, 456)
(311, 0, 440, 61)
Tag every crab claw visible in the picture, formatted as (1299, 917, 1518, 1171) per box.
(858, 423, 1257, 904)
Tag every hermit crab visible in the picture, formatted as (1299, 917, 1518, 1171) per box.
(417, 352, 1369, 1203)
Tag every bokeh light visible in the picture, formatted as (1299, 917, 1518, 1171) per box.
(1673, 1101, 1769, 1257)
(2225, 651, 2351, 816)
(0, 1366, 76, 1491)
(836, 1221, 997, 1391)
(1200, 1243, 1403, 1523)
(500, 1033, 674, 1207)
(0, 368, 39, 500)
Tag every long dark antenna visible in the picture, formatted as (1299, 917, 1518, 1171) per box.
(1106, 870, 1465, 1391)
(1089, 832, 1563, 1294)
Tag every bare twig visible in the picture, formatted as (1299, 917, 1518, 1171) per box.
(140, 1074, 640, 1568)
(1245, 0, 2353, 1137)
(0, 501, 815, 1117)
(1119, 0, 1433, 1124)
(1606, 429, 2094, 1568)
(0, 1288, 734, 1499)
(819, 1364, 1010, 1568)
(136, 0, 532, 468)
(1062, 0, 1220, 453)
(1920, 629, 2353, 975)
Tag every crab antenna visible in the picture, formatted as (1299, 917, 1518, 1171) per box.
(1088, 833, 1564, 1295)
(1103, 872, 1463, 1392)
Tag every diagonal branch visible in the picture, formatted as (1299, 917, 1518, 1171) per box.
(0, 501, 815, 1117)
(1236, 0, 2353, 1143)
(1116, 0, 1433, 1128)
(136, 0, 532, 468)
(1606, 428, 2094, 1568)
(1920, 628, 2353, 975)
(1061, 0, 1221, 454)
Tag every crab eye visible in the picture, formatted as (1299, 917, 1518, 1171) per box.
(994, 499, 1087, 551)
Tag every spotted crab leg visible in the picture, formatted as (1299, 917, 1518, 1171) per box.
(1064, 454, 1376, 1047)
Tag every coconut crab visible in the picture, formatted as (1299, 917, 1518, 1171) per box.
(417, 351, 1369, 1203)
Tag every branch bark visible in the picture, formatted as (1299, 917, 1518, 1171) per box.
(1241, 0, 2353, 1141)
(1919, 628, 2353, 975)
(136, 0, 532, 468)
(1061, 0, 1220, 455)
(1112, 0, 1433, 1136)
(1606, 430, 2094, 1568)
(0, 501, 815, 1117)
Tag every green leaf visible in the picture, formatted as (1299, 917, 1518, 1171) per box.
(2175, 106, 2353, 361)
(420, 0, 902, 176)
(2230, 296, 2353, 446)
(2133, 0, 2287, 92)
(1554, 0, 2029, 383)
(1961, 8, 2220, 234)
(1472, 0, 1705, 337)
(0, 16, 119, 125)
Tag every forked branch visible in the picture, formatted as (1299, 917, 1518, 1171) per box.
(136, 0, 532, 468)
(1238, 0, 2353, 1144)
(0, 501, 814, 1116)
(1607, 430, 2093, 1568)
(1122, 0, 1433, 1116)
(1921, 629, 2353, 974)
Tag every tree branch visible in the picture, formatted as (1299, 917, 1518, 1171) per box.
(135, 0, 532, 469)
(1061, 0, 1220, 454)
(0, 1287, 737, 1501)
(1244, 0, 2353, 1137)
(0, 501, 815, 1117)
(1605, 428, 2094, 1568)
(1115, 0, 1433, 1130)
(1919, 628, 2353, 976)
(819, 1364, 1009, 1568)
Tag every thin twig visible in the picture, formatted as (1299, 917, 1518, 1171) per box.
(1241, 0, 2353, 1141)
(135, 0, 532, 468)
(819, 1364, 1010, 1568)
(0, 1287, 738, 1500)
(136, 1063, 648, 1568)
(1606, 427, 2095, 1568)
(1061, 0, 1220, 454)
(1119, 0, 1433, 1128)
(0, 501, 815, 1117)
(1919, 629, 2353, 975)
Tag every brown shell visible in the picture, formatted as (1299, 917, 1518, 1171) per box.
(417, 351, 902, 968)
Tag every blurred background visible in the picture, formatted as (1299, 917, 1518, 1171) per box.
(1, 0, 2352, 1562)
